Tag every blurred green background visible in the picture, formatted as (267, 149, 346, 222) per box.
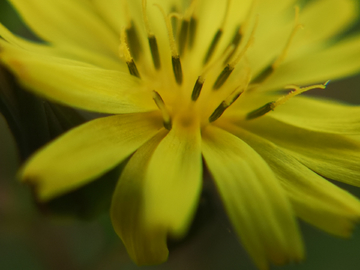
(1, 1, 360, 269)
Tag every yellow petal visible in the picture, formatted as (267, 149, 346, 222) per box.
(144, 122, 202, 238)
(0, 43, 155, 114)
(111, 130, 169, 265)
(294, 0, 358, 48)
(250, 0, 358, 80)
(20, 111, 163, 201)
(239, 116, 360, 187)
(260, 34, 360, 91)
(202, 125, 303, 270)
(112, 120, 202, 265)
(270, 96, 360, 134)
(8, 0, 118, 56)
(192, 0, 252, 62)
(0, 23, 125, 70)
(224, 123, 360, 237)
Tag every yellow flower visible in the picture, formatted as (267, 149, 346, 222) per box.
(2, 0, 360, 269)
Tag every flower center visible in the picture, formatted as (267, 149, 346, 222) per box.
(118, 1, 327, 130)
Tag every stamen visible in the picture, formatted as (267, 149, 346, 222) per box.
(209, 86, 244, 123)
(212, 22, 256, 90)
(152, 90, 172, 130)
(203, 30, 223, 65)
(246, 102, 275, 120)
(121, 0, 132, 29)
(155, 4, 184, 85)
(142, 0, 161, 69)
(172, 56, 183, 84)
(170, 5, 179, 36)
(203, 0, 231, 64)
(202, 45, 234, 78)
(213, 64, 234, 90)
(185, 0, 199, 49)
(274, 80, 330, 107)
(142, 0, 152, 36)
(119, 28, 141, 78)
(127, 59, 141, 78)
(188, 16, 197, 49)
(251, 7, 303, 84)
(178, 19, 190, 56)
(246, 80, 330, 120)
(273, 7, 302, 69)
(125, 22, 142, 61)
(148, 35, 161, 69)
(228, 18, 257, 68)
(191, 76, 205, 101)
(251, 65, 274, 84)
(223, 26, 242, 64)
(154, 4, 178, 57)
(224, 0, 257, 64)
(120, 0, 142, 61)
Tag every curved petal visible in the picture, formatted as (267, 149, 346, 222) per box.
(8, 0, 119, 56)
(260, 34, 360, 91)
(202, 125, 303, 270)
(237, 116, 360, 187)
(112, 121, 202, 265)
(20, 111, 163, 201)
(111, 130, 169, 265)
(222, 123, 360, 237)
(270, 96, 360, 134)
(144, 121, 202, 238)
(0, 43, 155, 114)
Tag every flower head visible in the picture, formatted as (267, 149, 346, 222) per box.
(2, 0, 360, 269)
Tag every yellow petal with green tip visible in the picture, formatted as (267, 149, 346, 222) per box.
(21, 111, 163, 201)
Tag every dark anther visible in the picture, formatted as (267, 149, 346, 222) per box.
(246, 102, 275, 120)
(203, 29, 223, 65)
(251, 65, 274, 84)
(230, 26, 243, 47)
(209, 93, 241, 123)
(126, 21, 142, 61)
(127, 60, 141, 78)
(148, 35, 161, 69)
(178, 20, 190, 56)
(188, 17, 197, 49)
(191, 77, 204, 101)
(224, 26, 243, 64)
(172, 56, 183, 85)
(163, 120, 172, 130)
(213, 64, 234, 90)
